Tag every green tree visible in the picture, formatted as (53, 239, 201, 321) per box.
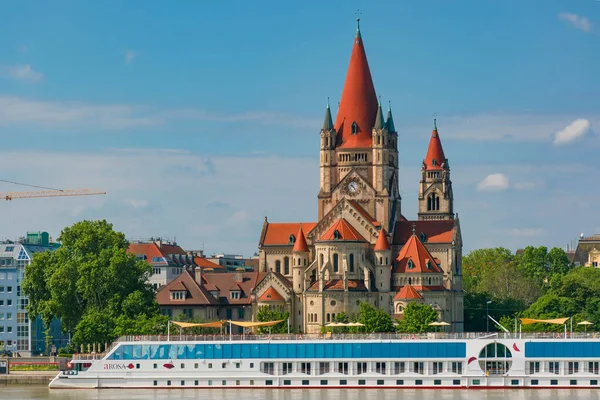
(256, 306, 290, 334)
(396, 303, 438, 333)
(23, 220, 158, 345)
(356, 302, 394, 332)
(462, 248, 513, 293)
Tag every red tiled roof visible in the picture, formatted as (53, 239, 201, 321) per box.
(424, 124, 447, 171)
(334, 25, 378, 149)
(374, 228, 391, 251)
(392, 285, 446, 292)
(160, 244, 187, 255)
(156, 271, 218, 306)
(262, 222, 317, 246)
(292, 225, 309, 252)
(394, 285, 423, 300)
(169, 281, 187, 291)
(392, 220, 454, 244)
(203, 272, 267, 305)
(258, 287, 285, 302)
(319, 219, 366, 242)
(307, 279, 367, 292)
(128, 243, 168, 264)
(348, 200, 380, 227)
(194, 256, 224, 269)
(394, 234, 443, 274)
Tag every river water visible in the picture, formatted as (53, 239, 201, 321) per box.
(4, 386, 600, 400)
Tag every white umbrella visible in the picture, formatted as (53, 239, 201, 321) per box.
(578, 320, 593, 333)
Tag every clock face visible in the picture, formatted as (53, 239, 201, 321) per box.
(348, 181, 359, 193)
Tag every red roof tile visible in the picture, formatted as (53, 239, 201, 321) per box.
(307, 279, 367, 292)
(319, 219, 366, 242)
(374, 228, 391, 251)
(169, 281, 187, 291)
(128, 242, 168, 264)
(334, 25, 378, 149)
(194, 256, 224, 269)
(392, 220, 454, 244)
(394, 285, 424, 300)
(262, 222, 317, 246)
(156, 271, 218, 306)
(258, 287, 285, 302)
(394, 234, 443, 274)
(203, 272, 267, 305)
(424, 122, 447, 171)
(160, 244, 187, 255)
(292, 225, 309, 252)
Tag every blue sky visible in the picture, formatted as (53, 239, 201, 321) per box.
(0, 1, 598, 256)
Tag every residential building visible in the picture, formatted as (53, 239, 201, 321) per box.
(207, 254, 256, 271)
(0, 232, 64, 356)
(255, 23, 463, 333)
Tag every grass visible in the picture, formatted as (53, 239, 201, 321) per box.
(9, 364, 60, 371)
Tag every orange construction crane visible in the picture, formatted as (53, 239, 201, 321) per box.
(2, 189, 107, 201)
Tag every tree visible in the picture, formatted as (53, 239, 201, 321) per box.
(256, 306, 290, 334)
(462, 248, 513, 293)
(396, 303, 437, 333)
(23, 220, 158, 346)
(356, 302, 394, 333)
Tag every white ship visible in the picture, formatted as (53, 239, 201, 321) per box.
(50, 332, 600, 389)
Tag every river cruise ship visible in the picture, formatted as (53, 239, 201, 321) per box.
(50, 332, 600, 389)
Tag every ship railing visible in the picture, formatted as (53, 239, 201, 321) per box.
(103, 331, 600, 344)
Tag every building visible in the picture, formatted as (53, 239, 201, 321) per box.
(0, 232, 65, 356)
(156, 268, 270, 334)
(256, 22, 464, 333)
(573, 233, 600, 267)
(128, 239, 223, 290)
(207, 254, 257, 271)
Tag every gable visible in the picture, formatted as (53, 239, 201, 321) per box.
(308, 198, 379, 244)
(261, 222, 318, 246)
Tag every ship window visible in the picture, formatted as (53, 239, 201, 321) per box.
(283, 380, 291, 385)
(236, 362, 240, 369)
(321, 380, 328, 385)
(181, 363, 185, 369)
(194, 363, 198, 369)
(250, 380, 254, 385)
(167, 380, 171, 386)
(394, 362, 405, 374)
(358, 380, 366, 385)
(434, 380, 441, 385)
(453, 379, 460, 385)
(478, 343, 512, 375)
(531, 380, 539, 385)
(396, 379, 404, 385)
(472, 379, 480, 385)
(153, 380, 157, 386)
(181, 380, 185, 386)
(511, 380, 519, 385)
(153, 363, 157, 369)
(250, 363, 254, 368)
(340, 379, 347, 385)
(415, 380, 423, 385)
(591, 380, 598, 385)
(236, 380, 240, 386)
(222, 362, 226, 368)
(208, 363, 212, 368)
(302, 380, 309, 385)
(222, 380, 226, 386)
(265, 380, 273, 385)
(136, 363, 140, 369)
(551, 380, 558, 386)
(570, 380, 577, 385)
(208, 380, 212, 386)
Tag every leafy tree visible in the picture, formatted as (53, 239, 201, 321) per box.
(396, 303, 437, 333)
(462, 248, 513, 293)
(356, 302, 394, 332)
(256, 306, 290, 333)
(23, 220, 158, 345)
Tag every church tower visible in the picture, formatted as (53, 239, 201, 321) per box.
(317, 20, 401, 232)
(418, 120, 454, 221)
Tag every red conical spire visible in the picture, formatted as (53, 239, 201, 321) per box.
(334, 20, 378, 149)
(374, 228, 391, 251)
(293, 225, 309, 252)
(424, 119, 447, 171)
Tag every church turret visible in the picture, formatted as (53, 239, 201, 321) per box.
(374, 228, 391, 292)
(292, 226, 309, 294)
(319, 100, 337, 197)
(386, 102, 395, 133)
(418, 119, 454, 220)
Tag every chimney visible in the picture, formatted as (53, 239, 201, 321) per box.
(194, 267, 202, 286)
(234, 267, 244, 283)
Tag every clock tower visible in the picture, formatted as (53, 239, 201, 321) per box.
(317, 20, 401, 232)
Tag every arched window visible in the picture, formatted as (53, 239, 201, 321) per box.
(288, 234, 296, 245)
(428, 277, 432, 285)
(432, 158, 437, 166)
(426, 260, 432, 270)
(427, 193, 439, 211)
(333, 230, 341, 240)
(275, 260, 281, 274)
(284, 257, 290, 275)
(420, 232, 427, 242)
(319, 253, 324, 267)
(478, 343, 513, 375)
(407, 259, 414, 270)
(349, 254, 354, 272)
(408, 277, 412, 285)
(333, 253, 339, 273)
(379, 256, 383, 265)
(351, 122, 358, 135)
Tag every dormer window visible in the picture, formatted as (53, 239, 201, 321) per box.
(288, 234, 296, 245)
(230, 291, 241, 300)
(210, 290, 219, 299)
(333, 230, 341, 240)
(351, 122, 358, 135)
(432, 159, 437, 166)
(420, 232, 427, 242)
(407, 259, 414, 270)
(426, 260, 432, 270)
(170, 291, 186, 300)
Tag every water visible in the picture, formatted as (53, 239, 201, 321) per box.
(4, 386, 600, 400)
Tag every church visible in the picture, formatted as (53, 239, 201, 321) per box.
(255, 21, 464, 333)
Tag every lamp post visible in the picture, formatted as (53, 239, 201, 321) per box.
(486, 301, 492, 332)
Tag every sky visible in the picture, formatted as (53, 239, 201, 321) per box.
(0, 1, 598, 256)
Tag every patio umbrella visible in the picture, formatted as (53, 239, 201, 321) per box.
(578, 320, 593, 333)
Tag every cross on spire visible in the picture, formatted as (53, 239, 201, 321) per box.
(411, 223, 416, 235)
(355, 9, 362, 37)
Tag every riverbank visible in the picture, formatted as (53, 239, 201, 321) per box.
(0, 371, 55, 385)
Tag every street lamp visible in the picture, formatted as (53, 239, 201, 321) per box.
(486, 301, 492, 332)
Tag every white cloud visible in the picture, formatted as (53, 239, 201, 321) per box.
(477, 173, 510, 191)
(124, 50, 137, 65)
(0, 64, 43, 83)
(553, 118, 591, 145)
(0, 96, 318, 130)
(558, 12, 592, 32)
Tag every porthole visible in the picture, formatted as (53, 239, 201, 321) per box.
(330, 300, 336, 306)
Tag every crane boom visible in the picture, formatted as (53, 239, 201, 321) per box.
(2, 189, 107, 201)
